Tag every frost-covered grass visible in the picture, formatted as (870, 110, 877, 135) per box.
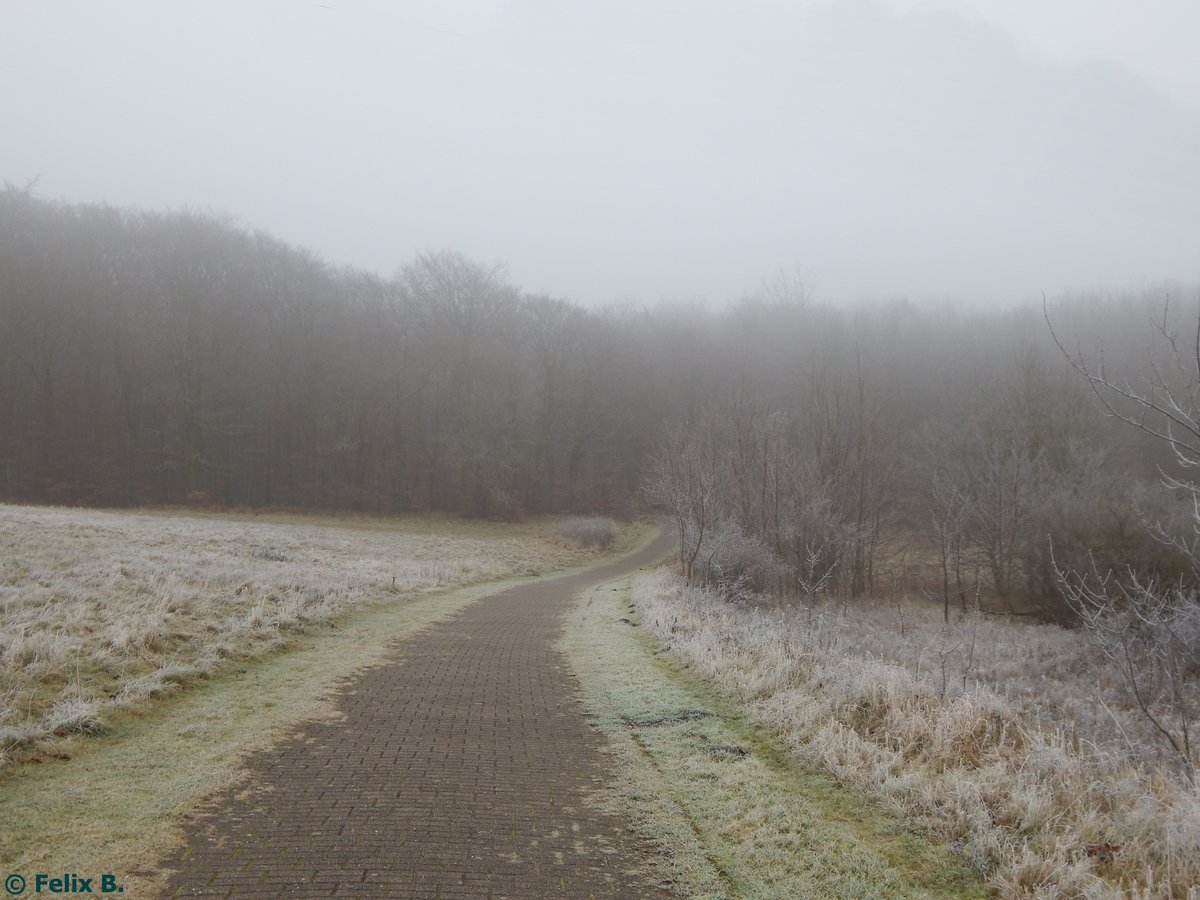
(563, 575, 985, 898)
(0, 503, 597, 763)
(634, 572, 1200, 899)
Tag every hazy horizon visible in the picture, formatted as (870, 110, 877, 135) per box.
(4, 0, 1198, 306)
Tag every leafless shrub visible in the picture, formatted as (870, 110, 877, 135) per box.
(784, 472, 859, 599)
(695, 520, 785, 601)
(1056, 557, 1200, 783)
(557, 517, 617, 550)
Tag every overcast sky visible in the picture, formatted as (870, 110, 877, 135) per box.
(3, 0, 1198, 305)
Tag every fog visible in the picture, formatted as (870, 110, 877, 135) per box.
(3, 0, 1199, 304)
(7, 5, 1200, 888)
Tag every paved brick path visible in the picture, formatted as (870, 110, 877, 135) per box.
(164, 531, 676, 899)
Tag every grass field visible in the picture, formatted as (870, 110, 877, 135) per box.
(0, 503, 607, 764)
(633, 571, 1200, 898)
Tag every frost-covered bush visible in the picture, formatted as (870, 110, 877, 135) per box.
(558, 517, 617, 549)
(694, 520, 785, 600)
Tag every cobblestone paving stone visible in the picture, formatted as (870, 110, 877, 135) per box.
(164, 531, 677, 899)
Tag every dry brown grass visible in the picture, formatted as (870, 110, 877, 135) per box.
(635, 572, 1200, 898)
(0, 503, 602, 764)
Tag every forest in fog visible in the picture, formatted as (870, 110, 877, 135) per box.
(8, 1, 1200, 894)
(2, 185, 1196, 618)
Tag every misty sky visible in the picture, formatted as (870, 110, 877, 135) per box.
(3, 0, 1198, 306)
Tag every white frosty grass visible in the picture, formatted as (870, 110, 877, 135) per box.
(634, 572, 1200, 899)
(563, 577, 985, 899)
(0, 503, 590, 760)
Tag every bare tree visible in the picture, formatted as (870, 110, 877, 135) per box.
(645, 422, 721, 583)
(929, 465, 970, 622)
(1047, 294, 1200, 778)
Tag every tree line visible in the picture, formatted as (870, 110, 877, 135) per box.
(0, 186, 652, 515)
(2, 186, 1195, 617)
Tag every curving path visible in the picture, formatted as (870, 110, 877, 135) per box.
(165, 530, 676, 899)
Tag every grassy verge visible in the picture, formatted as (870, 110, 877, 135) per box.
(0, 520, 653, 898)
(563, 574, 987, 899)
